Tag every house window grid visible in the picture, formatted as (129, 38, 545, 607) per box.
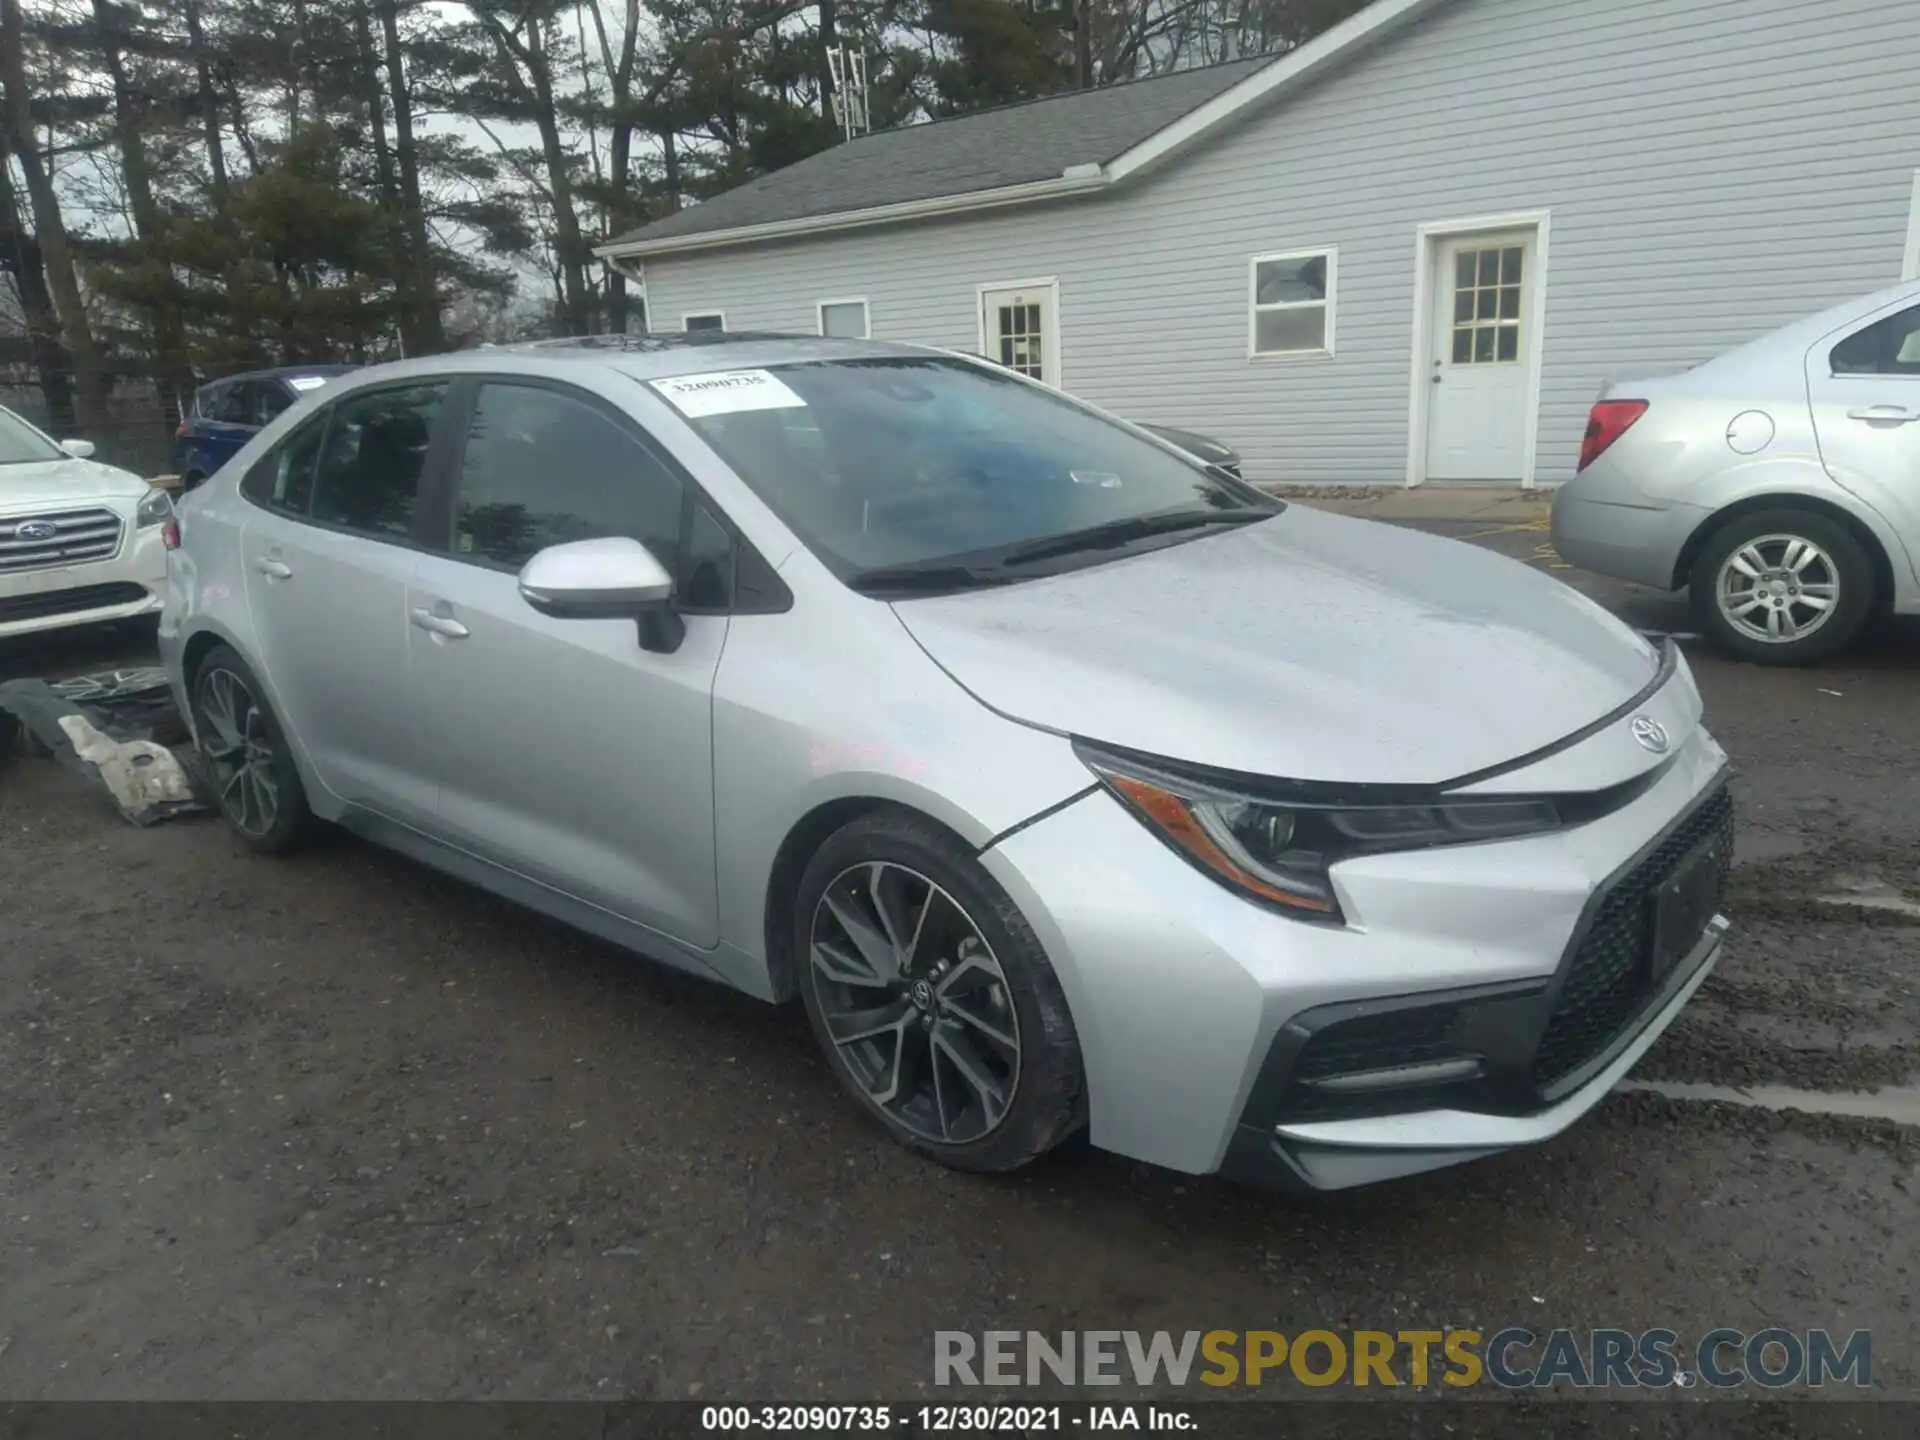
(998, 301, 1045, 378)
(1248, 248, 1337, 358)
(1449, 246, 1525, 364)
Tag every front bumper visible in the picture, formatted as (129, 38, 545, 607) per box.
(980, 710, 1731, 1188)
(1222, 913, 1726, 1191)
(0, 516, 166, 640)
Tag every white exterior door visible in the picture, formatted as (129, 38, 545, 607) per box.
(980, 281, 1060, 387)
(1425, 233, 1534, 481)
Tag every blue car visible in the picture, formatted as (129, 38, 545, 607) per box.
(174, 366, 356, 489)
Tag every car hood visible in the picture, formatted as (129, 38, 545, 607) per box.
(0, 457, 152, 511)
(890, 506, 1661, 786)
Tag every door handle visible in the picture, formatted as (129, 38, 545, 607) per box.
(253, 558, 292, 580)
(1845, 404, 1919, 423)
(410, 607, 470, 639)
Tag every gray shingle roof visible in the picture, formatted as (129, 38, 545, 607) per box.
(608, 56, 1275, 249)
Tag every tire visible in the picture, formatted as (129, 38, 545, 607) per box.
(181, 471, 206, 492)
(189, 643, 314, 853)
(794, 811, 1085, 1172)
(1689, 508, 1874, 666)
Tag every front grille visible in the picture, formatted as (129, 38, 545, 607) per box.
(1532, 786, 1734, 1091)
(0, 581, 150, 624)
(0, 507, 125, 573)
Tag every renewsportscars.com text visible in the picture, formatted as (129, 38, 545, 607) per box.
(934, 1328, 1871, 1390)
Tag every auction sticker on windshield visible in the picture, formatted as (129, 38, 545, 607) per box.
(650, 369, 807, 418)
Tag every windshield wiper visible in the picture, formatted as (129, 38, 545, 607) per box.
(847, 563, 1016, 598)
(994, 506, 1273, 569)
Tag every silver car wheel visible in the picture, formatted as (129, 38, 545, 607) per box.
(195, 666, 282, 838)
(1714, 533, 1840, 645)
(809, 861, 1022, 1145)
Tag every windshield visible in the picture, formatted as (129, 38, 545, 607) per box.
(653, 357, 1274, 588)
(0, 408, 67, 466)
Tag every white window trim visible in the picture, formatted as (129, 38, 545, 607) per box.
(816, 296, 871, 338)
(974, 276, 1062, 388)
(1247, 248, 1337, 360)
(682, 311, 726, 332)
(1902, 170, 1920, 282)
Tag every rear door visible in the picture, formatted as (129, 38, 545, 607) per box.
(182, 382, 241, 476)
(1806, 298, 1920, 587)
(206, 382, 266, 466)
(249, 379, 298, 430)
(405, 377, 727, 946)
(237, 380, 452, 826)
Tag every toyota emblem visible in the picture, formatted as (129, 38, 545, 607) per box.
(16, 520, 57, 542)
(1629, 715, 1670, 754)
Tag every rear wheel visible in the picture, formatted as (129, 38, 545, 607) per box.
(1689, 508, 1873, 666)
(794, 812, 1084, 1172)
(190, 644, 313, 852)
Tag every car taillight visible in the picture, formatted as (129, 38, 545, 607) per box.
(162, 518, 181, 550)
(1578, 400, 1649, 471)
(175, 420, 189, 439)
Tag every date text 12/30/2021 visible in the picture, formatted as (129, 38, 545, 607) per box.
(701, 1405, 1194, 1432)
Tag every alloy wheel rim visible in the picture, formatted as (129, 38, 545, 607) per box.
(809, 862, 1021, 1145)
(1715, 533, 1839, 644)
(195, 667, 282, 837)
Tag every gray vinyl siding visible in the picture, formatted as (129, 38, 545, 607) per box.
(641, 0, 1920, 485)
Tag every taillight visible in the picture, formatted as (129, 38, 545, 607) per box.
(162, 518, 181, 550)
(175, 421, 189, 439)
(1578, 400, 1649, 471)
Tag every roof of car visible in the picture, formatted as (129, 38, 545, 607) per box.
(322, 332, 944, 389)
(202, 364, 359, 389)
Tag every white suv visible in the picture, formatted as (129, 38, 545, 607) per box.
(0, 405, 173, 642)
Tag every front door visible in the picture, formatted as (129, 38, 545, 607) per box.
(980, 281, 1060, 387)
(1425, 233, 1534, 481)
(1805, 296, 1920, 589)
(405, 378, 724, 947)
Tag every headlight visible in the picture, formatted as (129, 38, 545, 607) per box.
(136, 487, 174, 528)
(1077, 743, 1561, 923)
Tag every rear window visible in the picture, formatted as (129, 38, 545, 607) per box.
(1830, 304, 1920, 377)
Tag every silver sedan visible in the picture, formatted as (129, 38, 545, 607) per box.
(162, 335, 1731, 1190)
(1552, 278, 1920, 665)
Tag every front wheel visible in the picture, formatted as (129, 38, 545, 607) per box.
(1689, 508, 1873, 665)
(794, 812, 1085, 1172)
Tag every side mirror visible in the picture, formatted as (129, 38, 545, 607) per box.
(517, 537, 684, 653)
(59, 438, 96, 459)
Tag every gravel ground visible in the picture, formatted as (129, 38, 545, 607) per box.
(2, 527, 1917, 1406)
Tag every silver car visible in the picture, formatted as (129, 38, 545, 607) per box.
(161, 336, 1732, 1191)
(1552, 278, 1920, 665)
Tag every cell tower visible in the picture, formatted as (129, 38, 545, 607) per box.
(827, 45, 871, 141)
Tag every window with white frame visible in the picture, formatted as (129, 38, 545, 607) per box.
(683, 312, 725, 333)
(817, 299, 870, 338)
(1249, 250, 1335, 356)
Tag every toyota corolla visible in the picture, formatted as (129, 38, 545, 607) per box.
(160, 334, 1732, 1190)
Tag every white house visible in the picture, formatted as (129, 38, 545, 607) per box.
(597, 0, 1920, 488)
